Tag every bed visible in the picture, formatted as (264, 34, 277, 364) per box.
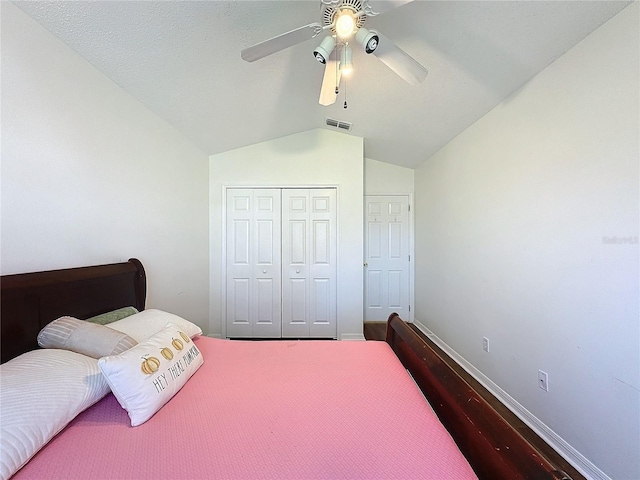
(0, 259, 576, 480)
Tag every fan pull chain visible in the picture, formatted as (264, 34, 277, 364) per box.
(335, 52, 339, 95)
(343, 76, 348, 109)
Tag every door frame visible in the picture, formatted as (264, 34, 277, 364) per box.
(363, 193, 414, 323)
(221, 184, 341, 339)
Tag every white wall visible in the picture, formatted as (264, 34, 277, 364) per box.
(1, 3, 210, 328)
(209, 129, 364, 339)
(414, 4, 639, 479)
(364, 157, 414, 195)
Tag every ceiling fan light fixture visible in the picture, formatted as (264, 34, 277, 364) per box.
(313, 35, 336, 64)
(335, 9, 357, 39)
(355, 27, 379, 54)
(340, 44, 353, 75)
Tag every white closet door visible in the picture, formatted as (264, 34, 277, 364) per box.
(282, 189, 337, 338)
(226, 189, 281, 338)
(364, 195, 410, 321)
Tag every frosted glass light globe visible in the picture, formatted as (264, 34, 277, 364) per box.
(335, 11, 356, 39)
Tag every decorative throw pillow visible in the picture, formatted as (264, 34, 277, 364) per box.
(85, 306, 139, 325)
(98, 321, 204, 427)
(38, 316, 137, 358)
(105, 309, 202, 343)
(0, 349, 110, 480)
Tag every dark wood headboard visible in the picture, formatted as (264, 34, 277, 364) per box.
(1, 258, 146, 363)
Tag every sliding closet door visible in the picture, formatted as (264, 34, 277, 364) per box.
(226, 189, 281, 338)
(282, 189, 337, 338)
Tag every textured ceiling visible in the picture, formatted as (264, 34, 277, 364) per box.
(14, 0, 631, 168)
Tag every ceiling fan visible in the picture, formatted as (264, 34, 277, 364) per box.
(241, 0, 427, 107)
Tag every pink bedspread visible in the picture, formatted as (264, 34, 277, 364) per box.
(14, 337, 477, 479)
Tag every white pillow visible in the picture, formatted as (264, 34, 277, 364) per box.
(38, 316, 137, 358)
(0, 350, 110, 480)
(105, 309, 202, 343)
(98, 321, 204, 427)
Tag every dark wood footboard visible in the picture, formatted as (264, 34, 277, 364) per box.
(386, 313, 577, 480)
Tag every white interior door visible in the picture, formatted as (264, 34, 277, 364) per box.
(226, 189, 281, 337)
(282, 189, 337, 338)
(364, 195, 410, 322)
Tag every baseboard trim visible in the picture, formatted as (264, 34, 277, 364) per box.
(340, 333, 366, 341)
(413, 318, 611, 480)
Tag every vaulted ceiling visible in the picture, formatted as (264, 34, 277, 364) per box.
(14, 0, 631, 168)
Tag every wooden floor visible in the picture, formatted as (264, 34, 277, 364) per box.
(363, 322, 387, 341)
(364, 321, 585, 480)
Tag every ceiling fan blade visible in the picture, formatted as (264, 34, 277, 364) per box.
(363, 0, 414, 16)
(241, 23, 324, 62)
(373, 31, 427, 85)
(319, 52, 341, 106)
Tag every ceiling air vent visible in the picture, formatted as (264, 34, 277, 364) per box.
(325, 117, 352, 132)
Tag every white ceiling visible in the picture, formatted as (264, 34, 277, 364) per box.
(14, 0, 631, 168)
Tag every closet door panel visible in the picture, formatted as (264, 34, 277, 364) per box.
(313, 221, 330, 264)
(308, 190, 337, 337)
(312, 278, 330, 322)
(256, 279, 275, 324)
(282, 190, 309, 337)
(288, 221, 307, 265)
(226, 191, 252, 337)
(282, 189, 336, 338)
(226, 189, 281, 338)
(252, 189, 281, 337)
(229, 278, 250, 327)
(227, 187, 336, 339)
(256, 220, 274, 264)
(289, 278, 307, 323)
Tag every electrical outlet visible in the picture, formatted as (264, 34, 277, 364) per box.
(482, 337, 490, 353)
(538, 370, 549, 391)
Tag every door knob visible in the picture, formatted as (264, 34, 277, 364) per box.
(296, 269, 300, 274)
(262, 270, 267, 274)
(364, 262, 368, 267)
